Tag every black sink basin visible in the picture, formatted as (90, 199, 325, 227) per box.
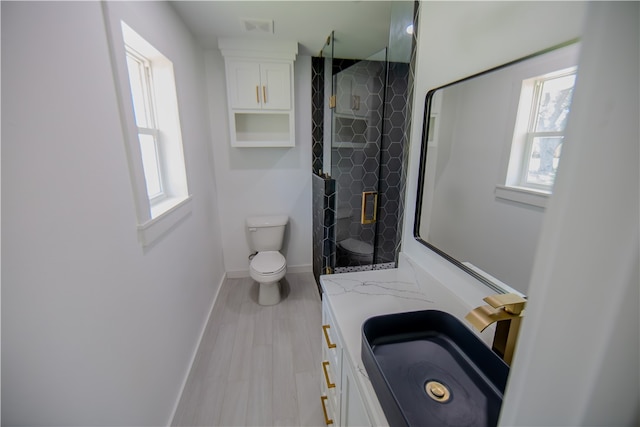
(362, 310, 509, 427)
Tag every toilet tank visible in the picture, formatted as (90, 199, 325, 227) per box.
(246, 215, 288, 252)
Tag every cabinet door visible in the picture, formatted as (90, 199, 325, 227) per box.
(260, 62, 291, 110)
(226, 60, 261, 109)
(340, 360, 371, 427)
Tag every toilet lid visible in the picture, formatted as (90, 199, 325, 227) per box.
(251, 251, 286, 274)
(338, 238, 373, 255)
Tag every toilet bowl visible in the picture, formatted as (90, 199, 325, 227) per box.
(246, 215, 288, 306)
(249, 251, 287, 305)
(337, 237, 374, 266)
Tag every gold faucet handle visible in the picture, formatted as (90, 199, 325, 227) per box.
(483, 293, 526, 315)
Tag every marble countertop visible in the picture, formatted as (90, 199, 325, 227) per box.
(320, 253, 497, 426)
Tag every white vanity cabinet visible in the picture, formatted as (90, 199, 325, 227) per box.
(339, 357, 370, 426)
(321, 298, 371, 427)
(319, 260, 502, 427)
(218, 38, 297, 148)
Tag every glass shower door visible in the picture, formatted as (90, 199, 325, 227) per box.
(330, 53, 387, 269)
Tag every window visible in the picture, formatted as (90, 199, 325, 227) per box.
(116, 21, 191, 246)
(125, 47, 164, 202)
(521, 70, 576, 190)
(495, 43, 580, 208)
(505, 67, 577, 194)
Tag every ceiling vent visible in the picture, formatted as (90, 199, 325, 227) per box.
(240, 18, 274, 34)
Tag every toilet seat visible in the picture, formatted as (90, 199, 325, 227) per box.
(250, 251, 286, 277)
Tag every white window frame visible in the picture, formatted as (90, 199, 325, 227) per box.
(125, 46, 166, 203)
(103, 6, 192, 249)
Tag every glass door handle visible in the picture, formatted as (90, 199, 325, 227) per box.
(361, 191, 378, 224)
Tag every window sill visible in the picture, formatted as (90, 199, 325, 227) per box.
(495, 185, 549, 208)
(137, 195, 193, 247)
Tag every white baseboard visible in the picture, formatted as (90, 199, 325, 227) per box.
(226, 270, 250, 279)
(287, 264, 313, 274)
(166, 272, 227, 426)
(226, 263, 312, 279)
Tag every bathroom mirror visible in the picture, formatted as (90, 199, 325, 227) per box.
(414, 41, 580, 295)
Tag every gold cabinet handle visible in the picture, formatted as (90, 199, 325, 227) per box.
(322, 324, 337, 349)
(262, 85, 267, 103)
(256, 85, 260, 103)
(322, 361, 336, 388)
(320, 396, 334, 425)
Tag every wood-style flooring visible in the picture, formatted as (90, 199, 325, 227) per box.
(172, 273, 325, 426)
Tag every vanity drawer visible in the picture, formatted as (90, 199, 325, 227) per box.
(321, 359, 339, 401)
(320, 392, 337, 426)
(321, 297, 343, 423)
(322, 300, 342, 384)
(321, 359, 340, 422)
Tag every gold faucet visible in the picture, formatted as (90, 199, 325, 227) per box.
(465, 293, 527, 365)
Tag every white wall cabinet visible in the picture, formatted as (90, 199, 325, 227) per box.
(321, 298, 371, 427)
(218, 39, 297, 147)
(226, 60, 291, 110)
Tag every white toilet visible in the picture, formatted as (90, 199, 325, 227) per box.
(247, 215, 288, 306)
(335, 208, 374, 266)
(337, 237, 374, 265)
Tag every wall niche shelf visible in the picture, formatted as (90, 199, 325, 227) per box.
(219, 38, 298, 148)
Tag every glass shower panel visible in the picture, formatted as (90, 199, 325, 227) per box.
(331, 51, 387, 268)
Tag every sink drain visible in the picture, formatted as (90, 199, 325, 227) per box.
(425, 380, 451, 403)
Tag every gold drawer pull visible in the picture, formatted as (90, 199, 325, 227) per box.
(320, 395, 334, 425)
(263, 85, 267, 103)
(322, 361, 336, 388)
(322, 324, 337, 349)
(256, 86, 260, 103)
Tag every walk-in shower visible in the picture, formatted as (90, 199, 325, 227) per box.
(312, 2, 418, 284)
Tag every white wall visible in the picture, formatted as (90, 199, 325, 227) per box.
(404, 1, 638, 424)
(204, 51, 312, 275)
(500, 3, 639, 424)
(1, 2, 225, 425)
